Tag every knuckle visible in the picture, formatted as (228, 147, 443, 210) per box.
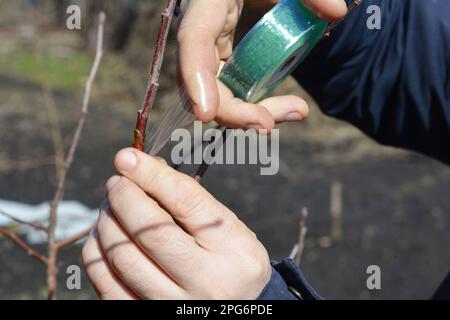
(107, 180, 130, 210)
(109, 244, 143, 277)
(81, 237, 95, 266)
(154, 156, 167, 165)
(226, 223, 270, 281)
(246, 247, 270, 283)
(261, 117, 275, 131)
(224, 216, 246, 238)
(218, 215, 240, 241)
(174, 177, 206, 218)
(142, 163, 170, 195)
(151, 225, 187, 252)
(177, 25, 211, 47)
(140, 222, 173, 248)
(177, 26, 190, 44)
(149, 225, 198, 264)
(253, 255, 271, 282)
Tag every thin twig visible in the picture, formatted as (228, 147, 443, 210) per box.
(46, 12, 106, 300)
(0, 208, 47, 232)
(172, 124, 222, 171)
(330, 180, 343, 241)
(193, 126, 226, 183)
(0, 228, 47, 265)
(56, 225, 95, 249)
(132, 0, 178, 151)
(289, 208, 308, 265)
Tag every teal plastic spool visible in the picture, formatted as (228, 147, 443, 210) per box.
(218, 0, 328, 104)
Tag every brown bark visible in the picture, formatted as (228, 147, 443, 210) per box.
(132, 0, 178, 151)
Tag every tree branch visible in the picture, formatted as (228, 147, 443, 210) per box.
(132, 0, 178, 151)
(0, 11, 105, 300)
(0, 228, 47, 265)
(46, 12, 106, 300)
(56, 225, 94, 249)
(0, 208, 47, 232)
(289, 207, 308, 265)
(194, 126, 226, 183)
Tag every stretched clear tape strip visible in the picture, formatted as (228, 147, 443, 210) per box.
(145, 0, 327, 155)
(146, 89, 195, 156)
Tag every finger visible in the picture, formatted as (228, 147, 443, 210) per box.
(258, 95, 309, 124)
(215, 81, 309, 128)
(215, 81, 275, 131)
(177, 0, 231, 122)
(178, 0, 243, 122)
(96, 207, 186, 299)
(154, 156, 167, 165)
(301, 0, 348, 22)
(82, 235, 136, 300)
(104, 175, 205, 287)
(113, 149, 241, 249)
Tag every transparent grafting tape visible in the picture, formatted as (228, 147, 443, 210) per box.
(146, 0, 328, 155)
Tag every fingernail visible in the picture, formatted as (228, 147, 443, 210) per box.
(116, 151, 137, 171)
(106, 175, 121, 192)
(285, 112, 304, 121)
(90, 228, 99, 239)
(101, 199, 111, 212)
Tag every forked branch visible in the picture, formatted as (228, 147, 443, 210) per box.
(46, 11, 106, 300)
(0, 11, 107, 300)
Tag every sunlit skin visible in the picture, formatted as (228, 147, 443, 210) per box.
(83, 0, 347, 299)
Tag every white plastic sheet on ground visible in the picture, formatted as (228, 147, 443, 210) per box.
(0, 199, 98, 244)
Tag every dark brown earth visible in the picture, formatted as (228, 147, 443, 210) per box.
(2, 71, 450, 300)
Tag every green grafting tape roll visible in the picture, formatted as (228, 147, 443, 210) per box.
(218, 0, 328, 104)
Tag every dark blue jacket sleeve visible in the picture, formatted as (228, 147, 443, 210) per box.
(293, 0, 450, 165)
(432, 272, 450, 300)
(257, 259, 322, 300)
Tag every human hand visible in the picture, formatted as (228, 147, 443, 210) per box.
(177, 0, 347, 130)
(82, 148, 271, 299)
